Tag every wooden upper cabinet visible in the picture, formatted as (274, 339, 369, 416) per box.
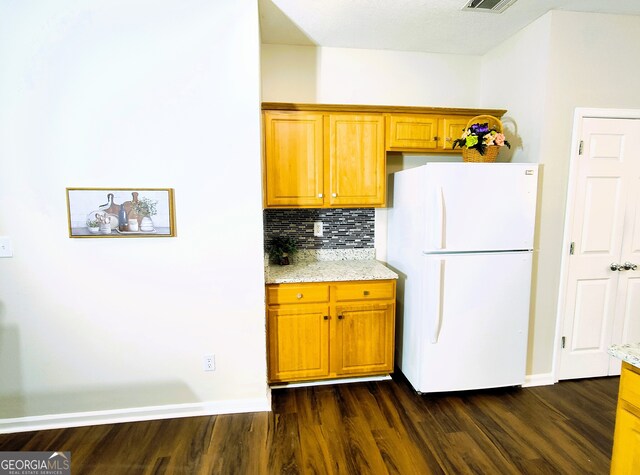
(263, 110, 386, 208)
(386, 114, 439, 150)
(262, 104, 507, 208)
(440, 116, 473, 150)
(263, 111, 324, 207)
(386, 113, 475, 152)
(328, 114, 386, 207)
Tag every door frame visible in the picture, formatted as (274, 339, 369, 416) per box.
(553, 107, 640, 383)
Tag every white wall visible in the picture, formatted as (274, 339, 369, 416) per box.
(481, 10, 640, 377)
(479, 14, 552, 165)
(0, 0, 267, 430)
(261, 45, 320, 103)
(479, 14, 553, 377)
(262, 44, 482, 107)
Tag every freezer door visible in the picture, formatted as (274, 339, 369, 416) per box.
(424, 163, 538, 252)
(415, 251, 532, 393)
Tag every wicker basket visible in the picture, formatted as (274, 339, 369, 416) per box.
(462, 146, 500, 163)
(461, 115, 503, 163)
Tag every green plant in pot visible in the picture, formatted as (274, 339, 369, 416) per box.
(86, 218, 99, 234)
(130, 197, 158, 218)
(130, 197, 158, 232)
(267, 236, 298, 266)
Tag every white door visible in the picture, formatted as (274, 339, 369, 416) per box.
(424, 163, 538, 252)
(559, 117, 640, 380)
(610, 162, 640, 373)
(417, 251, 532, 393)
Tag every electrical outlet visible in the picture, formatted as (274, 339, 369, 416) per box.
(0, 237, 13, 258)
(203, 354, 215, 372)
(313, 221, 323, 237)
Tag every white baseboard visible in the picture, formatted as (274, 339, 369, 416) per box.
(0, 396, 271, 435)
(522, 372, 556, 388)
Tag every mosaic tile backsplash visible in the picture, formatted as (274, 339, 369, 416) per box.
(264, 209, 375, 250)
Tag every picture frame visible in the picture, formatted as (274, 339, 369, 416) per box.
(66, 188, 176, 238)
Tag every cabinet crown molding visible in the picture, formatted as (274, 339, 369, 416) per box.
(262, 102, 507, 117)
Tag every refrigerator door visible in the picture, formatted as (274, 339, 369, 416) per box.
(424, 163, 538, 252)
(414, 251, 532, 393)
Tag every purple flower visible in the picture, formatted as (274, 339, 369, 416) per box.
(470, 123, 490, 134)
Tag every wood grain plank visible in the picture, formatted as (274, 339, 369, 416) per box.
(0, 375, 620, 475)
(311, 384, 375, 474)
(266, 412, 303, 474)
(343, 382, 439, 474)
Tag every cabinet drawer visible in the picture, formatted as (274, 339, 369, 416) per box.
(267, 284, 330, 305)
(620, 362, 640, 408)
(335, 281, 395, 302)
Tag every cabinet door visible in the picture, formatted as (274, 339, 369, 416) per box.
(263, 112, 324, 207)
(386, 114, 439, 151)
(332, 302, 395, 376)
(440, 116, 472, 150)
(611, 401, 640, 474)
(328, 114, 386, 207)
(267, 304, 330, 382)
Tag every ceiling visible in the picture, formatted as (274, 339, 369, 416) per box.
(259, 0, 640, 55)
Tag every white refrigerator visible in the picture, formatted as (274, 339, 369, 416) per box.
(387, 163, 539, 393)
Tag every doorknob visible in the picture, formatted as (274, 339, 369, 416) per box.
(611, 263, 622, 271)
(623, 262, 638, 271)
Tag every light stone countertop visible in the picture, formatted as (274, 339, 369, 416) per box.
(265, 249, 398, 284)
(609, 343, 640, 369)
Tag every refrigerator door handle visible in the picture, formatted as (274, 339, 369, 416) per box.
(434, 186, 445, 250)
(430, 259, 445, 343)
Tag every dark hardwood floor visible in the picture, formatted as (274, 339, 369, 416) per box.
(0, 373, 619, 474)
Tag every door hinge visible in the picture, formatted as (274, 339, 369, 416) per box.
(562, 336, 566, 349)
(569, 242, 575, 255)
(578, 140, 584, 155)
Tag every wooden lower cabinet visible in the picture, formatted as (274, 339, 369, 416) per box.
(267, 304, 330, 382)
(611, 362, 640, 474)
(333, 302, 395, 376)
(266, 280, 396, 383)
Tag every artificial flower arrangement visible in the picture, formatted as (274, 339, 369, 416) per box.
(453, 122, 511, 156)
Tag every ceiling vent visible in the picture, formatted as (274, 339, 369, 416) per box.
(462, 0, 517, 13)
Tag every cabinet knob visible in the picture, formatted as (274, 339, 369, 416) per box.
(296, 293, 303, 299)
(332, 193, 337, 198)
(318, 193, 323, 198)
(433, 136, 439, 141)
(338, 314, 344, 320)
(323, 315, 329, 320)
(446, 137, 452, 142)
(363, 290, 370, 296)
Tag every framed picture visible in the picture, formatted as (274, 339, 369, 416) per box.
(66, 188, 176, 238)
